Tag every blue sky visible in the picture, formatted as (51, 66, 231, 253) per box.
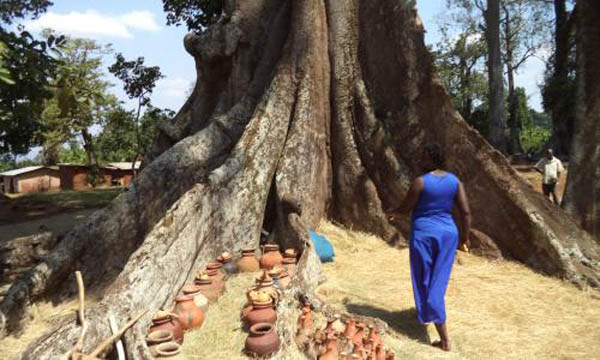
(17, 0, 546, 158)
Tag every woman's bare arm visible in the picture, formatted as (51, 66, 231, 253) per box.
(387, 177, 424, 218)
(455, 181, 472, 248)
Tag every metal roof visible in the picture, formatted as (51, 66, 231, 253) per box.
(107, 162, 141, 170)
(0, 166, 46, 177)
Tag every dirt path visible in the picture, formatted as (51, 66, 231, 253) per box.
(317, 221, 600, 360)
(0, 209, 96, 242)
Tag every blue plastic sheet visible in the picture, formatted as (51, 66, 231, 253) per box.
(309, 230, 335, 263)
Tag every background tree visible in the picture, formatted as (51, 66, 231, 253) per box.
(0, 1, 63, 155)
(39, 36, 114, 178)
(57, 139, 87, 164)
(108, 54, 163, 173)
(501, 0, 552, 154)
(162, 0, 224, 31)
(542, 0, 576, 156)
(562, 0, 600, 238)
(433, 21, 488, 128)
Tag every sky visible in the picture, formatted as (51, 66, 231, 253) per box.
(17, 0, 547, 158)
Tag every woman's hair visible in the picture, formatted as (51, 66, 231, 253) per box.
(424, 144, 445, 168)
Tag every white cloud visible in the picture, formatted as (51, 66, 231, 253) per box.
(23, 10, 161, 39)
(157, 77, 192, 98)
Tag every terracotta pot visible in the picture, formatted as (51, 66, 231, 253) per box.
(149, 312, 184, 345)
(237, 248, 260, 272)
(246, 299, 277, 326)
(156, 341, 185, 359)
(385, 351, 395, 360)
(206, 262, 226, 283)
(218, 253, 237, 274)
(319, 347, 339, 360)
(344, 318, 357, 338)
(146, 330, 173, 357)
(172, 295, 205, 330)
(270, 269, 291, 289)
(182, 285, 209, 312)
(351, 323, 366, 347)
(260, 244, 283, 270)
(194, 275, 222, 302)
(352, 342, 365, 358)
(375, 344, 386, 360)
(283, 248, 298, 259)
(245, 322, 280, 357)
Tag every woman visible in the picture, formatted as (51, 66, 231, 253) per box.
(387, 144, 471, 351)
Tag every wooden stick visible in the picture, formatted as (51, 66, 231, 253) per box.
(89, 309, 148, 358)
(108, 314, 125, 360)
(73, 271, 88, 352)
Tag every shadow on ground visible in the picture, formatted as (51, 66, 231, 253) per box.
(345, 303, 430, 344)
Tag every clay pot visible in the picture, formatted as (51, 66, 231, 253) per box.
(260, 244, 283, 270)
(194, 274, 222, 302)
(269, 268, 291, 290)
(282, 257, 297, 275)
(319, 347, 338, 360)
(352, 342, 365, 358)
(385, 351, 395, 360)
(146, 330, 173, 357)
(182, 285, 209, 312)
(172, 295, 205, 330)
(283, 248, 298, 259)
(246, 298, 277, 326)
(255, 271, 280, 304)
(245, 322, 280, 357)
(351, 323, 366, 347)
(237, 248, 260, 272)
(155, 341, 185, 359)
(344, 318, 357, 338)
(206, 262, 226, 283)
(149, 312, 184, 345)
(375, 344, 386, 360)
(218, 252, 237, 274)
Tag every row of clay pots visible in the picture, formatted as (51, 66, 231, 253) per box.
(296, 305, 395, 360)
(236, 245, 299, 273)
(242, 270, 285, 357)
(146, 252, 235, 359)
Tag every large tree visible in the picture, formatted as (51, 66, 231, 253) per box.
(1, 1, 599, 358)
(562, 0, 600, 239)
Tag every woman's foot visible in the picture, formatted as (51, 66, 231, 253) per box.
(432, 340, 451, 351)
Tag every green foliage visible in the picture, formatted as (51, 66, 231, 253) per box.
(162, 0, 223, 31)
(520, 123, 551, 154)
(0, 0, 53, 24)
(109, 53, 163, 104)
(57, 139, 87, 164)
(0, 154, 40, 172)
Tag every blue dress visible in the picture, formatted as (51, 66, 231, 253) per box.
(410, 172, 459, 324)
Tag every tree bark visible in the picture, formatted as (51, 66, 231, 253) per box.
(1, 0, 599, 357)
(548, 0, 575, 157)
(562, 0, 600, 239)
(503, 4, 523, 155)
(81, 128, 100, 184)
(486, 0, 508, 153)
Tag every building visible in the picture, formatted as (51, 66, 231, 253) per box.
(0, 166, 61, 194)
(59, 162, 140, 191)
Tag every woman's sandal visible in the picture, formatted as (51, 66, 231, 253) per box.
(432, 340, 451, 352)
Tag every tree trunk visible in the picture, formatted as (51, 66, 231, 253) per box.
(486, 0, 508, 153)
(2, 0, 599, 357)
(503, 6, 523, 155)
(548, 0, 574, 156)
(81, 128, 100, 184)
(562, 0, 600, 239)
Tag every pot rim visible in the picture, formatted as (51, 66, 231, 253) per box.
(156, 342, 181, 356)
(249, 322, 274, 336)
(174, 294, 194, 302)
(207, 261, 223, 269)
(146, 330, 173, 344)
(182, 285, 202, 294)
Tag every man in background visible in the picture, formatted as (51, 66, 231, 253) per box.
(534, 149, 564, 204)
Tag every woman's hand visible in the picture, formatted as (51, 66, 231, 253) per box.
(459, 233, 471, 252)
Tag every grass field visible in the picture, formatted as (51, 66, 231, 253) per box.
(316, 221, 600, 360)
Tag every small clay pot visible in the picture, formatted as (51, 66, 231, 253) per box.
(375, 344, 386, 360)
(172, 295, 205, 330)
(146, 330, 173, 357)
(206, 262, 226, 283)
(385, 351, 395, 360)
(237, 248, 260, 272)
(245, 323, 280, 357)
(319, 347, 339, 360)
(194, 275, 222, 302)
(246, 299, 277, 326)
(260, 244, 283, 270)
(269, 269, 291, 290)
(351, 323, 366, 347)
(156, 341, 185, 359)
(344, 318, 357, 338)
(182, 284, 209, 312)
(149, 312, 184, 345)
(283, 248, 298, 259)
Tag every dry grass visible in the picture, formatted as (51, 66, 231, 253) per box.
(316, 220, 600, 360)
(0, 293, 102, 358)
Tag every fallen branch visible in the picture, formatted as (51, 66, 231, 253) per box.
(88, 309, 148, 358)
